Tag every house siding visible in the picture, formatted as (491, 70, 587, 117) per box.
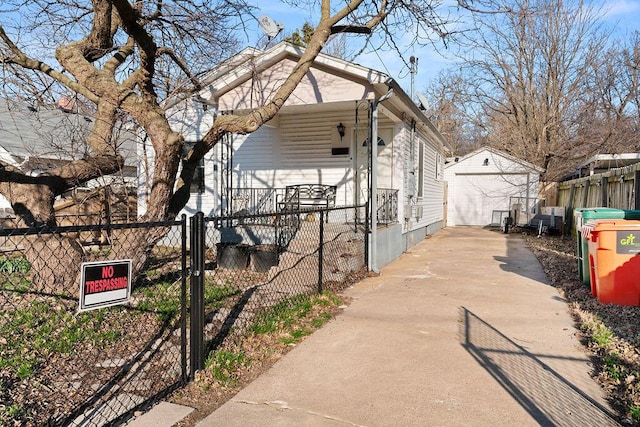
(225, 111, 354, 208)
(398, 124, 445, 235)
(218, 58, 375, 110)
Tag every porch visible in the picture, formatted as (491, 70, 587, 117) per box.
(226, 186, 399, 227)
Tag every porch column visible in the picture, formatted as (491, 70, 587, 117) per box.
(369, 89, 393, 273)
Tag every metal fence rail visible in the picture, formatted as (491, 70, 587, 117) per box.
(1, 205, 367, 426)
(376, 188, 399, 225)
(229, 187, 285, 216)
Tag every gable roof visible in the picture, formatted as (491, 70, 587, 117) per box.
(169, 42, 451, 152)
(445, 146, 545, 173)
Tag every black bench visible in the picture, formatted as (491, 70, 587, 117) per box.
(278, 184, 337, 213)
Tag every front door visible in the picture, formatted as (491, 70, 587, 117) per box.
(353, 128, 393, 207)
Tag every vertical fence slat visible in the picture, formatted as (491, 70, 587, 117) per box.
(582, 180, 591, 208)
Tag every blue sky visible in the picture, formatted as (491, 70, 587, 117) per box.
(241, 1, 640, 97)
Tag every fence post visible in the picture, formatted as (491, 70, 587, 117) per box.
(318, 210, 324, 294)
(364, 202, 369, 270)
(601, 176, 608, 207)
(180, 214, 188, 383)
(189, 212, 205, 377)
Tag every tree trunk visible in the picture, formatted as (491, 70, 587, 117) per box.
(24, 234, 86, 297)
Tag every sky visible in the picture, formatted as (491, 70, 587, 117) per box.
(241, 0, 640, 99)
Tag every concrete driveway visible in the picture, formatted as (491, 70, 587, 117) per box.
(140, 227, 622, 426)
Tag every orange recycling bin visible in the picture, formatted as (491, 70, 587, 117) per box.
(585, 220, 640, 305)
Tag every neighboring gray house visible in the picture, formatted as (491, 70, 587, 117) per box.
(0, 97, 137, 213)
(138, 42, 452, 269)
(444, 147, 544, 227)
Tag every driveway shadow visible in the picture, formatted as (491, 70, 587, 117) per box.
(459, 307, 621, 426)
(493, 233, 552, 284)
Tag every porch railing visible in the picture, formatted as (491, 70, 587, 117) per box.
(230, 187, 285, 215)
(376, 188, 399, 225)
(228, 187, 399, 226)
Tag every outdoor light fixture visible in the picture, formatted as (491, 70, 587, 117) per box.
(483, 158, 489, 166)
(337, 123, 346, 140)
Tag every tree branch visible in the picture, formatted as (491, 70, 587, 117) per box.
(0, 26, 98, 103)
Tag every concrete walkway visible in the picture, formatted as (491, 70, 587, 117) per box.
(139, 227, 622, 426)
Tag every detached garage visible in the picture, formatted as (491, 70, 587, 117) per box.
(444, 147, 544, 226)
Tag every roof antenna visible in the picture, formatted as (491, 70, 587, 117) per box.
(410, 56, 418, 102)
(258, 15, 283, 48)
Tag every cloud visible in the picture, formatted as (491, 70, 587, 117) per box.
(603, 0, 640, 17)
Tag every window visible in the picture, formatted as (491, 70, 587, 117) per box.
(183, 142, 205, 194)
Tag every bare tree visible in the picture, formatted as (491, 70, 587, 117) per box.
(573, 31, 640, 156)
(0, 0, 454, 287)
(450, 0, 608, 180)
(424, 70, 483, 155)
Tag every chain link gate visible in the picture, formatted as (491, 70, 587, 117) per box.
(0, 218, 189, 426)
(187, 206, 367, 373)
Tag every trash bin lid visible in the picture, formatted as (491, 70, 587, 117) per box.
(581, 208, 640, 220)
(590, 220, 640, 232)
(582, 219, 640, 240)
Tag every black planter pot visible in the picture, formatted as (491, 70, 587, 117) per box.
(250, 244, 281, 272)
(216, 243, 250, 270)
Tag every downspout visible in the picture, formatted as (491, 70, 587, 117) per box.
(369, 89, 394, 273)
(407, 119, 416, 252)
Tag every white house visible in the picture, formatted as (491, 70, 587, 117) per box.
(137, 42, 451, 268)
(444, 147, 544, 227)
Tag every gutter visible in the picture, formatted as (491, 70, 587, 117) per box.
(384, 79, 452, 153)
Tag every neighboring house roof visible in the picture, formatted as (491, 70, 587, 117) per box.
(445, 146, 545, 174)
(168, 41, 451, 152)
(0, 97, 137, 172)
(582, 153, 640, 173)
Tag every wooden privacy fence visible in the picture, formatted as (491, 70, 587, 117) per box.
(556, 163, 640, 234)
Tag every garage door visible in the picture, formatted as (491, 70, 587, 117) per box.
(454, 173, 529, 226)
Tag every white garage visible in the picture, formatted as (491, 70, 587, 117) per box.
(444, 147, 544, 226)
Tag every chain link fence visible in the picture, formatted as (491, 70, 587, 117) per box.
(188, 205, 367, 372)
(1, 205, 366, 426)
(0, 218, 188, 426)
